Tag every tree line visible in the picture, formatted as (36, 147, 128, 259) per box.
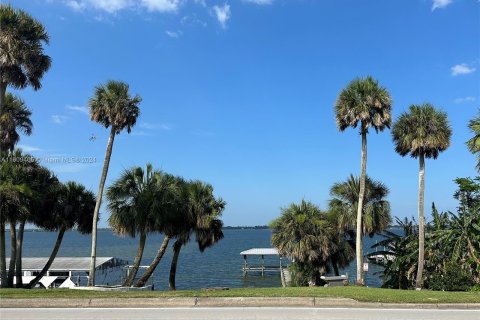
(0, 4, 225, 290)
(1, 4, 478, 291)
(270, 76, 478, 290)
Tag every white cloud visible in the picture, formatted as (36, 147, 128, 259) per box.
(213, 3, 231, 29)
(65, 0, 87, 11)
(140, 0, 181, 12)
(62, 0, 181, 14)
(139, 122, 171, 130)
(17, 144, 42, 152)
(451, 63, 476, 76)
(66, 105, 89, 115)
(432, 0, 453, 11)
(243, 0, 273, 5)
(165, 30, 181, 38)
(51, 115, 69, 124)
(181, 14, 207, 27)
(454, 96, 476, 104)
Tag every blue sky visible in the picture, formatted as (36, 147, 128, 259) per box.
(6, 0, 480, 227)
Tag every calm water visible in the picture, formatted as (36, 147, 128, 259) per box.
(6, 229, 386, 289)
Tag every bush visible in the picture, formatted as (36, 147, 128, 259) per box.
(428, 263, 474, 291)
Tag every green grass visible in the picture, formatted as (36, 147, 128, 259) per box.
(1, 287, 479, 304)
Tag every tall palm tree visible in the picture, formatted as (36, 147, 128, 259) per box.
(392, 103, 451, 289)
(0, 93, 32, 154)
(168, 180, 225, 290)
(270, 200, 337, 285)
(334, 76, 392, 285)
(0, 4, 50, 143)
(133, 173, 181, 288)
(88, 80, 141, 286)
(329, 174, 391, 237)
(467, 112, 480, 172)
(107, 164, 162, 286)
(25, 182, 95, 289)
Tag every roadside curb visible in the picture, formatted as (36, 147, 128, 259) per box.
(1, 298, 479, 309)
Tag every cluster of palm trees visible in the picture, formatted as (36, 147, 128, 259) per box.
(334, 76, 452, 288)
(0, 150, 96, 288)
(106, 164, 225, 289)
(0, 4, 226, 290)
(270, 175, 391, 286)
(1, 3, 478, 291)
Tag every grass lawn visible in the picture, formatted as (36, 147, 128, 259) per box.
(1, 287, 479, 304)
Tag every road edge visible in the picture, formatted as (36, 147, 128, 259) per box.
(1, 297, 479, 309)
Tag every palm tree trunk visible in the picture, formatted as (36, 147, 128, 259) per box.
(356, 131, 367, 286)
(0, 214, 6, 288)
(415, 152, 425, 290)
(332, 261, 340, 277)
(88, 126, 116, 286)
(169, 240, 182, 290)
(123, 230, 147, 287)
(25, 226, 66, 289)
(7, 221, 16, 287)
(15, 219, 26, 287)
(134, 235, 170, 288)
(0, 82, 6, 156)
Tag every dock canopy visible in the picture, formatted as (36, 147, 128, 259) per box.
(240, 248, 279, 256)
(6, 257, 125, 272)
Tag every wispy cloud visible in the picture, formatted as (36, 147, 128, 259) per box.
(213, 3, 231, 29)
(62, 0, 181, 14)
(243, 0, 273, 5)
(141, 0, 181, 12)
(432, 0, 453, 11)
(17, 144, 42, 152)
(454, 96, 476, 104)
(139, 122, 171, 130)
(131, 130, 152, 136)
(181, 14, 207, 27)
(165, 30, 181, 38)
(451, 63, 476, 76)
(51, 115, 69, 124)
(66, 105, 89, 115)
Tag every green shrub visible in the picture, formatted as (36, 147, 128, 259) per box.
(428, 263, 474, 291)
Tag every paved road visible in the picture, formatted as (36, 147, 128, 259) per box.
(1, 307, 478, 320)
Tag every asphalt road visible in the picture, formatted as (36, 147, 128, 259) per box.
(1, 307, 478, 320)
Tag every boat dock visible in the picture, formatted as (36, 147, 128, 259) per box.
(240, 248, 291, 287)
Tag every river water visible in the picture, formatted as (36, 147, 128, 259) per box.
(6, 228, 387, 290)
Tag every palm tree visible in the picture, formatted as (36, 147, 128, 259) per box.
(0, 93, 32, 154)
(334, 76, 392, 285)
(329, 174, 392, 237)
(270, 200, 337, 285)
(133, 173, 181, 288)
(0, 4, 50, 143)
(14, 164, 58, 287)
(168, 180, 225, 290)
(25, 182, 95, 289)
(88, 80, 141, 286)
(392, 103, 451, 289)
(107, 164, 162, 286)
(370, 217, 418, 289)
(0, 151, 33, 287)
(467, 112, 480, 172)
